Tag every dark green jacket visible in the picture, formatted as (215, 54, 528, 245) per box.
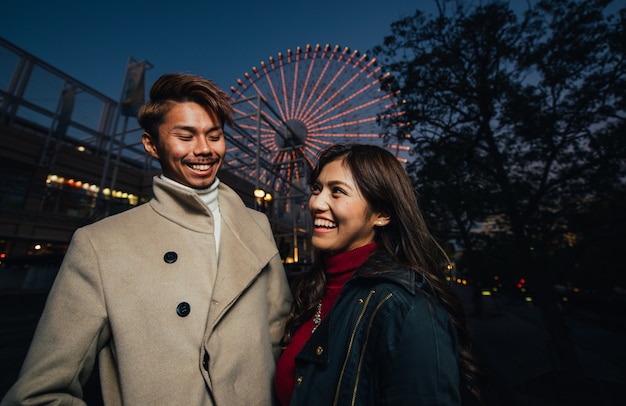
(291, 253, 461, 405)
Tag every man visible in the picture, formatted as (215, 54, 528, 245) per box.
(2, 73, 292, 405)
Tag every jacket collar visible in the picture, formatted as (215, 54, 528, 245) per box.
(349, 250, 430, 296)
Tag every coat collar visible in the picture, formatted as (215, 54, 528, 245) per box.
(149, 176, 215, 233)
(349, 250, 430, 296)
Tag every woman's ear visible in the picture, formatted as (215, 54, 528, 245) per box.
(142, 132, 160, 159)
(375, 213, 391, 227)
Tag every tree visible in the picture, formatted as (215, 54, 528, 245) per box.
(373, 0, 625, 374)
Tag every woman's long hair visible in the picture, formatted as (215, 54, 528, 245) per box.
(284, 143, 483, 402)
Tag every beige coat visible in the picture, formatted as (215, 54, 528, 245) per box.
(2, 177, 292, 405)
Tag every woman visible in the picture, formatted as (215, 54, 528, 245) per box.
(275, 144, 482, 405)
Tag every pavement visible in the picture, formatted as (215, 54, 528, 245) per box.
(1, 287, 625, 405)
(454, 285, 626, 405)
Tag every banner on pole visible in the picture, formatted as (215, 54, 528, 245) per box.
(54, 86, 76, 137)
(120, 61, 146, 117)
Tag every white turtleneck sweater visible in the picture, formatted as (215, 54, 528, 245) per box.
(160, 176, 221, 257)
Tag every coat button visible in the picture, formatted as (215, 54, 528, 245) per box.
(164, 251, 178, 263)
(316, 346, 324, 356)
(202, 352, 209, 371)
(296, 376, 303, 385)
(176, 302, 190, 317)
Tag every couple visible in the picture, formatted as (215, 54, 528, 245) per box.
(2, 73, 481, 405)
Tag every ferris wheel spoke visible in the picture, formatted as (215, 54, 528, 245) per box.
(290, 48, 300, 118)
(277, 52, 291, 118)
(310, 115, 380, 133)
(300, 50, 365, 124)
(319, 96, 380, 124)
(306, 80, 382, 129)
(298, 46, 353, 123)
(243, 75, 287, 131)
(304, 61, 382, 126)
(294, 44, 319, 119)
(296, 44, 336, 121)
(261, 57, 288, 120)
(231, 90, 285, 135)
(303, 143, 328, 164)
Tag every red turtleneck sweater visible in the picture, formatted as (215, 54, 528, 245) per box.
(275, 243, 377, 406)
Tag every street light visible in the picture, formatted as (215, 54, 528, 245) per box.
(254, 189, 272, 213)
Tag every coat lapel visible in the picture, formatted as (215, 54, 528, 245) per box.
(205, 184, 277, 330)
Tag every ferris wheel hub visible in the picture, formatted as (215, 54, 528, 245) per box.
(276, 119, 308, 149)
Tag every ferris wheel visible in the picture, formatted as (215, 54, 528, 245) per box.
(225, 43, 412, 198)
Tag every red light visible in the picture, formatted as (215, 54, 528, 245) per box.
(517, 283, 523, 289)
(520, 278, 526, 284)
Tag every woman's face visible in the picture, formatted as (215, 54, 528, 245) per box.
(308, 158, 388, 255)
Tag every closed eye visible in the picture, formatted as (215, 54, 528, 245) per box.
(172, 132, 193, 140)
(207, 130, 223, 142)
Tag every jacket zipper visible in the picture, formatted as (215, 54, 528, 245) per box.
(333, 290, 375, 406)
(333, 290, 393, 406)
(350, 292, 393, 405)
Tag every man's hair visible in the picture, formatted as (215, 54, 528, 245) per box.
(137, 73, 233, 141)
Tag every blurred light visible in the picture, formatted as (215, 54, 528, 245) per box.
(481, 290, 492, 296)
(254, 189, 266, 198)
(34, 244, 42, 250)
(524, 297, 533, 302)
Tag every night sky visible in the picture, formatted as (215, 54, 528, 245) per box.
(1, 0, 430, 99)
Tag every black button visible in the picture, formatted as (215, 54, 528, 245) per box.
(164, 251, 178, 263)
(176, 302, 190, 317)
(202, 352, 209, 371)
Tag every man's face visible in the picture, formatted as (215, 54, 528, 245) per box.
(142, 102, 226, 189)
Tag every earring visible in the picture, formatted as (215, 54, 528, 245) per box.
(377, 221, 382, 225)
